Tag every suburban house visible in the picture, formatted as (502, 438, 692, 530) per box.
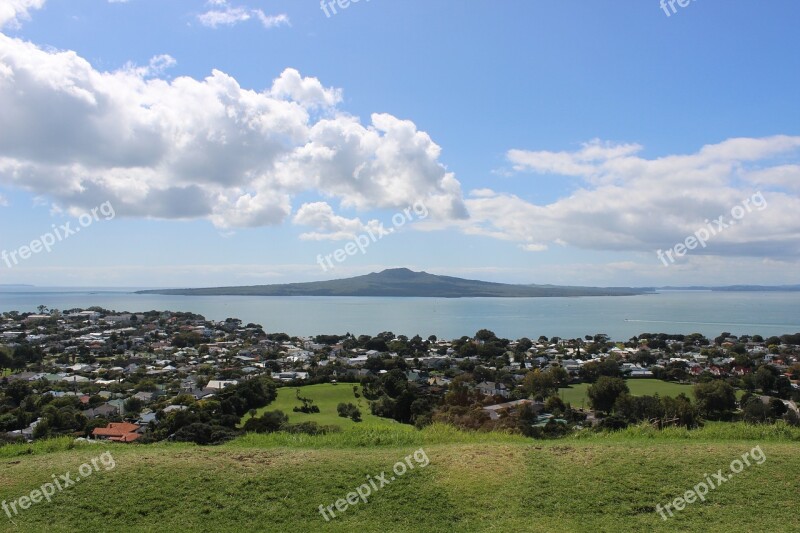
(83, 403, 120, 419)
(477, 381, 510, 399)
(92, 422, 142, 443)
(206, 380, 239, 390)
(482, 399, 543, 421)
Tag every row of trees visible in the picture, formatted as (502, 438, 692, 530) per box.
(586, 376, 799, 428)
(151, 376, 278, 445)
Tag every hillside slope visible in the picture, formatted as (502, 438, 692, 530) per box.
(136, 268, 652, 298)
(1, 424, 798, 532)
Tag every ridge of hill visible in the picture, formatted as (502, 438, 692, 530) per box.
(136, 268, 653, 298)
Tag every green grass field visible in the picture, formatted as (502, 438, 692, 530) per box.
(559, 379, 694, 408)
(1, 422, 799, 532)
(3, 384, 797, 531)
(241, 383, 401, 430)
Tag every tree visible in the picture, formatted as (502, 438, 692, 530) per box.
(475, 329, 497, 342)
(5, 380, 30, 406)
(741, 373, 757, 392)
(293, 390, 320, 413)
(549, 366, 570, 387)
(588, 377, 629, 414)
(0, 349, 11, 373)
(516, 338, 533, 353)
(173, 423, 238, 445)
(742, 398, 770, 423)
(243, 410, 289, 433)
(769, 398, 788, 418)
(693, 381, 736, 420)
(365, 337, 389, 352)
(544, 395, 566, 415)
(579, 358, 620, 383)
(775, 377, 793, 399)
(12, 344, 42, 368)
(754, 366, 777, 393)
(124, 397, 144, 415)
(523, 369, 557, 400)
(337, 402, 362, 422)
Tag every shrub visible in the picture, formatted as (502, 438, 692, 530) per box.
(336, 403, 362, 422)
(293, 391, 320, 413)
(596, 415, 629, 431)
(172, 423, 239, 445)
(243, 410, 289, 433)
(281, 422, 341, 436)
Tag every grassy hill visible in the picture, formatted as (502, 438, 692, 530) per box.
(240, 383, 401, 429)
(3, 383, 799, 531)
(1, 422, 799, 532)
(558, 379, 695, 408)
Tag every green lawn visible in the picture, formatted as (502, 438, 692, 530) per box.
(1, 423, 798, 532)
(241, 383, 401, 430)
(559, 379, 695, 408)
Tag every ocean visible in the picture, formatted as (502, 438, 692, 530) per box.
(0, 289, 798, 340)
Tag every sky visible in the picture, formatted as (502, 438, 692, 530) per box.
(0, 0, 799, 288)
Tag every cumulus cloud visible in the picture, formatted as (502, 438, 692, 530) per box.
(0, 33, 468, 229)
(293, 202, 388, 241)
(0, 0, 45, 29)
(120, 54, 177, 78)
(466, 137, 800, 259)
(270, 68, 342, 108)
(197, 1, 289, 29)
(271, 113, 469, 220)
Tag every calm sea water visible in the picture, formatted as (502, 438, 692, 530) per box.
(0, 289, 798, 340)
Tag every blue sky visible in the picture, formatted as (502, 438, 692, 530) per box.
(0, 0, 799, 287)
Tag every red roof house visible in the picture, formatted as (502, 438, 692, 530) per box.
(92, 422, 142, 442)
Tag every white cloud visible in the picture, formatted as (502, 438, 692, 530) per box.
(508, 139, 643, 179)
(293, 202, 387, 241)
(197, 5, 250, 28)
(197, 1, 288, 30)
(0, 193, 8, 206)
(0, 0, 46, 29)
(463, 137, 800, 260)
(270, 113, 469, 221)
(120, 54, 177, 78)
(270, 68, 341, 108)
(254, 11, 289, 29)
(0, 34, 468, 230)
(744, 164, 800, 190)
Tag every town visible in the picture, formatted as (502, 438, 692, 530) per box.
(1, 307, 798, 446)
